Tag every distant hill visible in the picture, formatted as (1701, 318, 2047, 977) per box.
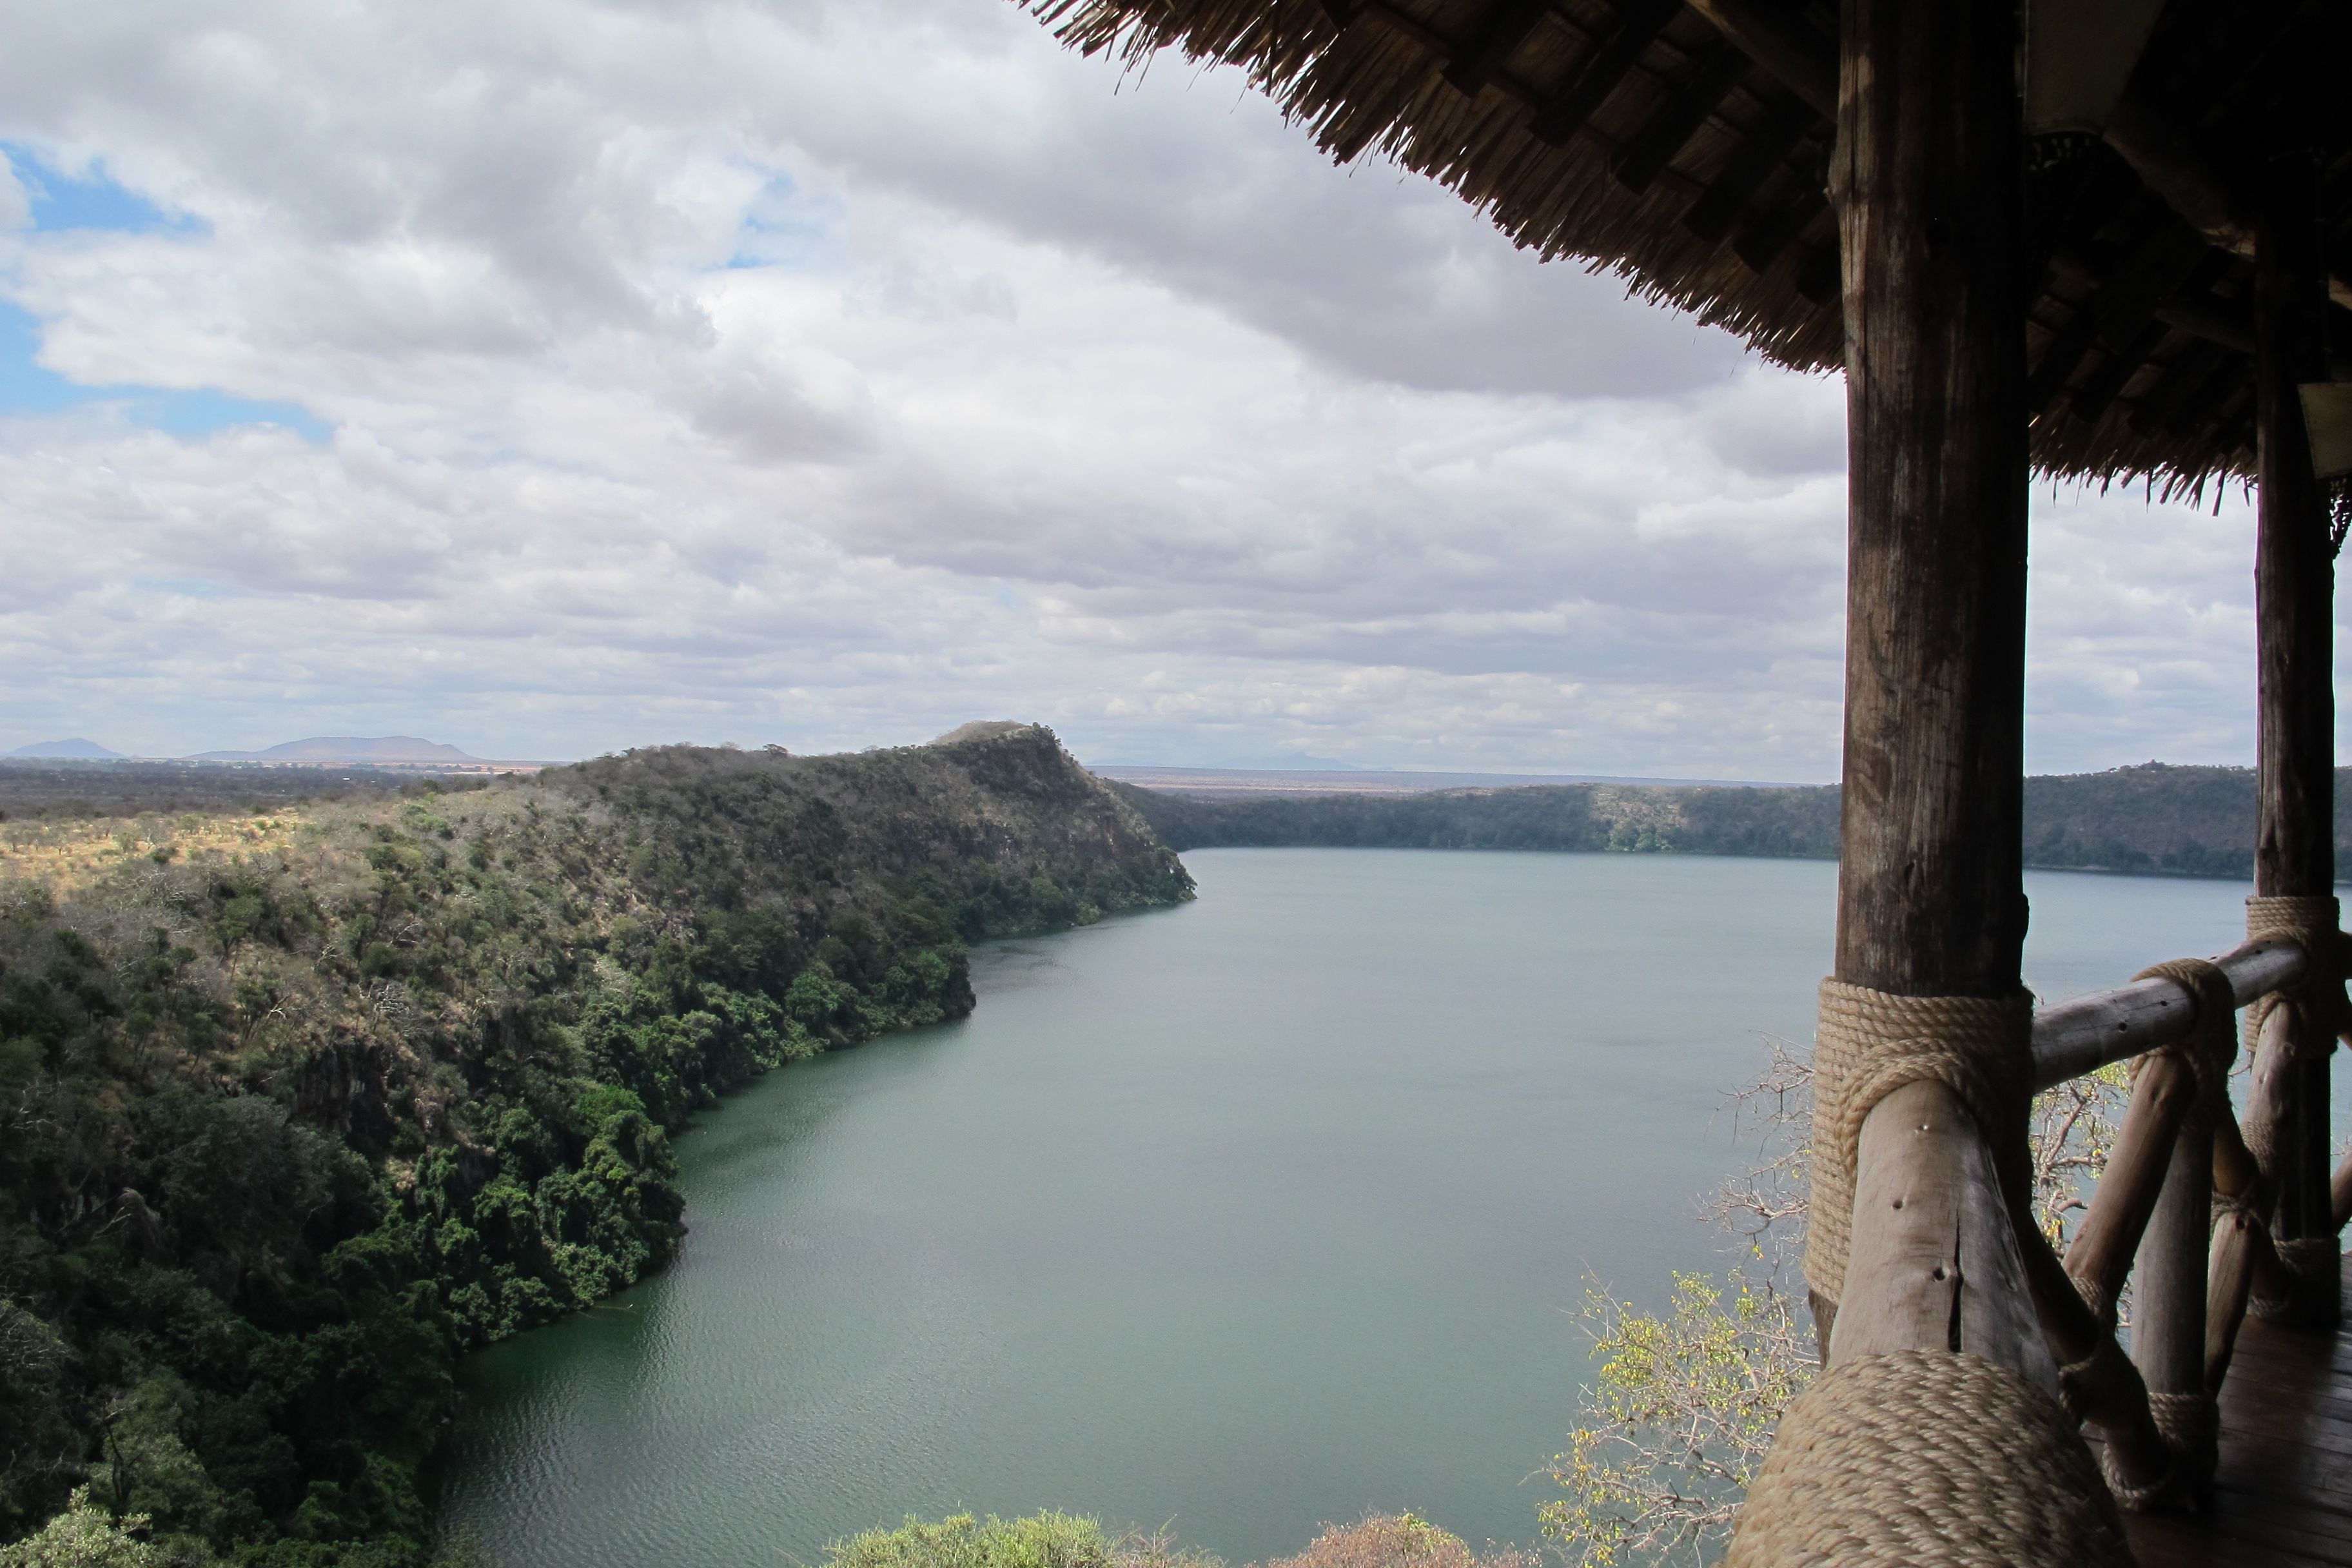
(1113, 762, 2349, 881)
(8, 738, 122, 759)
(190, 735, 484, 763)
(1093, 763, 1796, 795)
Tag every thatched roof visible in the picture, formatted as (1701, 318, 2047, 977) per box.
(1030, 0, 2351, 493)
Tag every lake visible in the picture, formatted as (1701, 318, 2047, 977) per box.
(436, 848, 2267, 1567)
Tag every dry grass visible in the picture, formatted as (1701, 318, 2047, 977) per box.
(0, 810, 309, 893)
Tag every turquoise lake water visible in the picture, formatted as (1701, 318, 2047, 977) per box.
(436, 848, 2270, 1567)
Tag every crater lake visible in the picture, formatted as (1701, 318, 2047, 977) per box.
(436, 847, 2270, 1567)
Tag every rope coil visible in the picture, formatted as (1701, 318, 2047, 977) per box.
(2053, 1328, 2128, 1424)
(1725, 1348, 2133, 1568)
(2100, 1391, 2215, 1513)
(2254, 1235, 2343, 1322)
(2240, 895, 2343, 1323)
(2131, 956, 2237, 1116)
(1805, 981, 2034, 1311)
(2242, 894, 2343, 1067)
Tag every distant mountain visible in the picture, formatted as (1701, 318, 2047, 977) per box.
(190, 736, 484, 763)
(8, 739, 124, 759)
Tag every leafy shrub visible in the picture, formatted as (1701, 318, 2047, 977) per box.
(1264, 1516, 1529, 1568)
(827, 1513, 1219, 1568)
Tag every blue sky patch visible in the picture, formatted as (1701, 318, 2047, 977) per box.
(729, 171, 836, 269)
(5, 143, 203, 234)
(0, 303, 327, 439)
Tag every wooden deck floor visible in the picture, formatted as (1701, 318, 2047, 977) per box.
(2126, 1255, 2352, 1567)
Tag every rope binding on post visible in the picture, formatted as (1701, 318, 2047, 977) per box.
(2099, 956, 2237, 1498)
(2242, 894, 2344, 1318)
(2242, 894, 2344, 1058)
(1804, 980, 2034, 1314)
(1725, 1348, 2134, 1568)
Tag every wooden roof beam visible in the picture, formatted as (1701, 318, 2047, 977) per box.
(1681, 90, 1811, 243)
(1680, 0, 1834, 118)
(1442, 0, 1552, 96)
(1611, 41, 1751, 193)
(2031, 220, 2212, 415)
(1669, 0, 2352, 312)
(2070, 318, 2170, 424)
(1527, 0, 1681, 147)
(1732, 176, 1826, 275)
(2130, 335, 2227, 435)
(2155, 297, 2253, 357)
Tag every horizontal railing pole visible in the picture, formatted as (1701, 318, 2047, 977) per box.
(2031, 937, 2307, 1089)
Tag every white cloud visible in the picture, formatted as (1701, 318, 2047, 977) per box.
(0, 0, 2308, 778)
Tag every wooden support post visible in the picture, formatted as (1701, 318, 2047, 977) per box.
(2135, 1110, 2213, 1494)
(2063, 1052, 2195, 1311)
(2017, 1204, 2171, 1491)
(2209, 1088, 2295, 1387)
(1819, 0, 2033, 1367)
(2253, 141, 2339, 1328)
(1831, 1081, 2057, 1385)
(1832, 0, 2029, 1003)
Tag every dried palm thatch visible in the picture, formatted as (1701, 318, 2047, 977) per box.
(1026, 0, 2352, 498)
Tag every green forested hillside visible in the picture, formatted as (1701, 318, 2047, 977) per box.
(1117, 763, 2352, 880)
(0, 727, 1189, 1565)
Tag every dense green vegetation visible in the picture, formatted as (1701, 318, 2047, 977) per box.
(1117, 763, 2352, 880)
(0, 727, 1190, 1565)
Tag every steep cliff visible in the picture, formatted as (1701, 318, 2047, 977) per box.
(0, 726, 1188, 1563)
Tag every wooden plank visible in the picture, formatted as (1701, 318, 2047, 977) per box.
(2127, 1255, 2352, 1565)
(2135, 1510, 2352, 1568)
(2220, 1406, 2352, 1461)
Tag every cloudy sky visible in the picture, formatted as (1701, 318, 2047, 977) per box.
(0, 0, 2305, 778)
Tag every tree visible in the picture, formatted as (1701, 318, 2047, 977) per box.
(1542, 1037, 2128, 1565)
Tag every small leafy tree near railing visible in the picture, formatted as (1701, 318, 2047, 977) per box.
(1540, 1040, 2132, 1567)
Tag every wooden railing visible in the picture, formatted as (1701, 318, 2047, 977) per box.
(1881, 940, 2342, 1504)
